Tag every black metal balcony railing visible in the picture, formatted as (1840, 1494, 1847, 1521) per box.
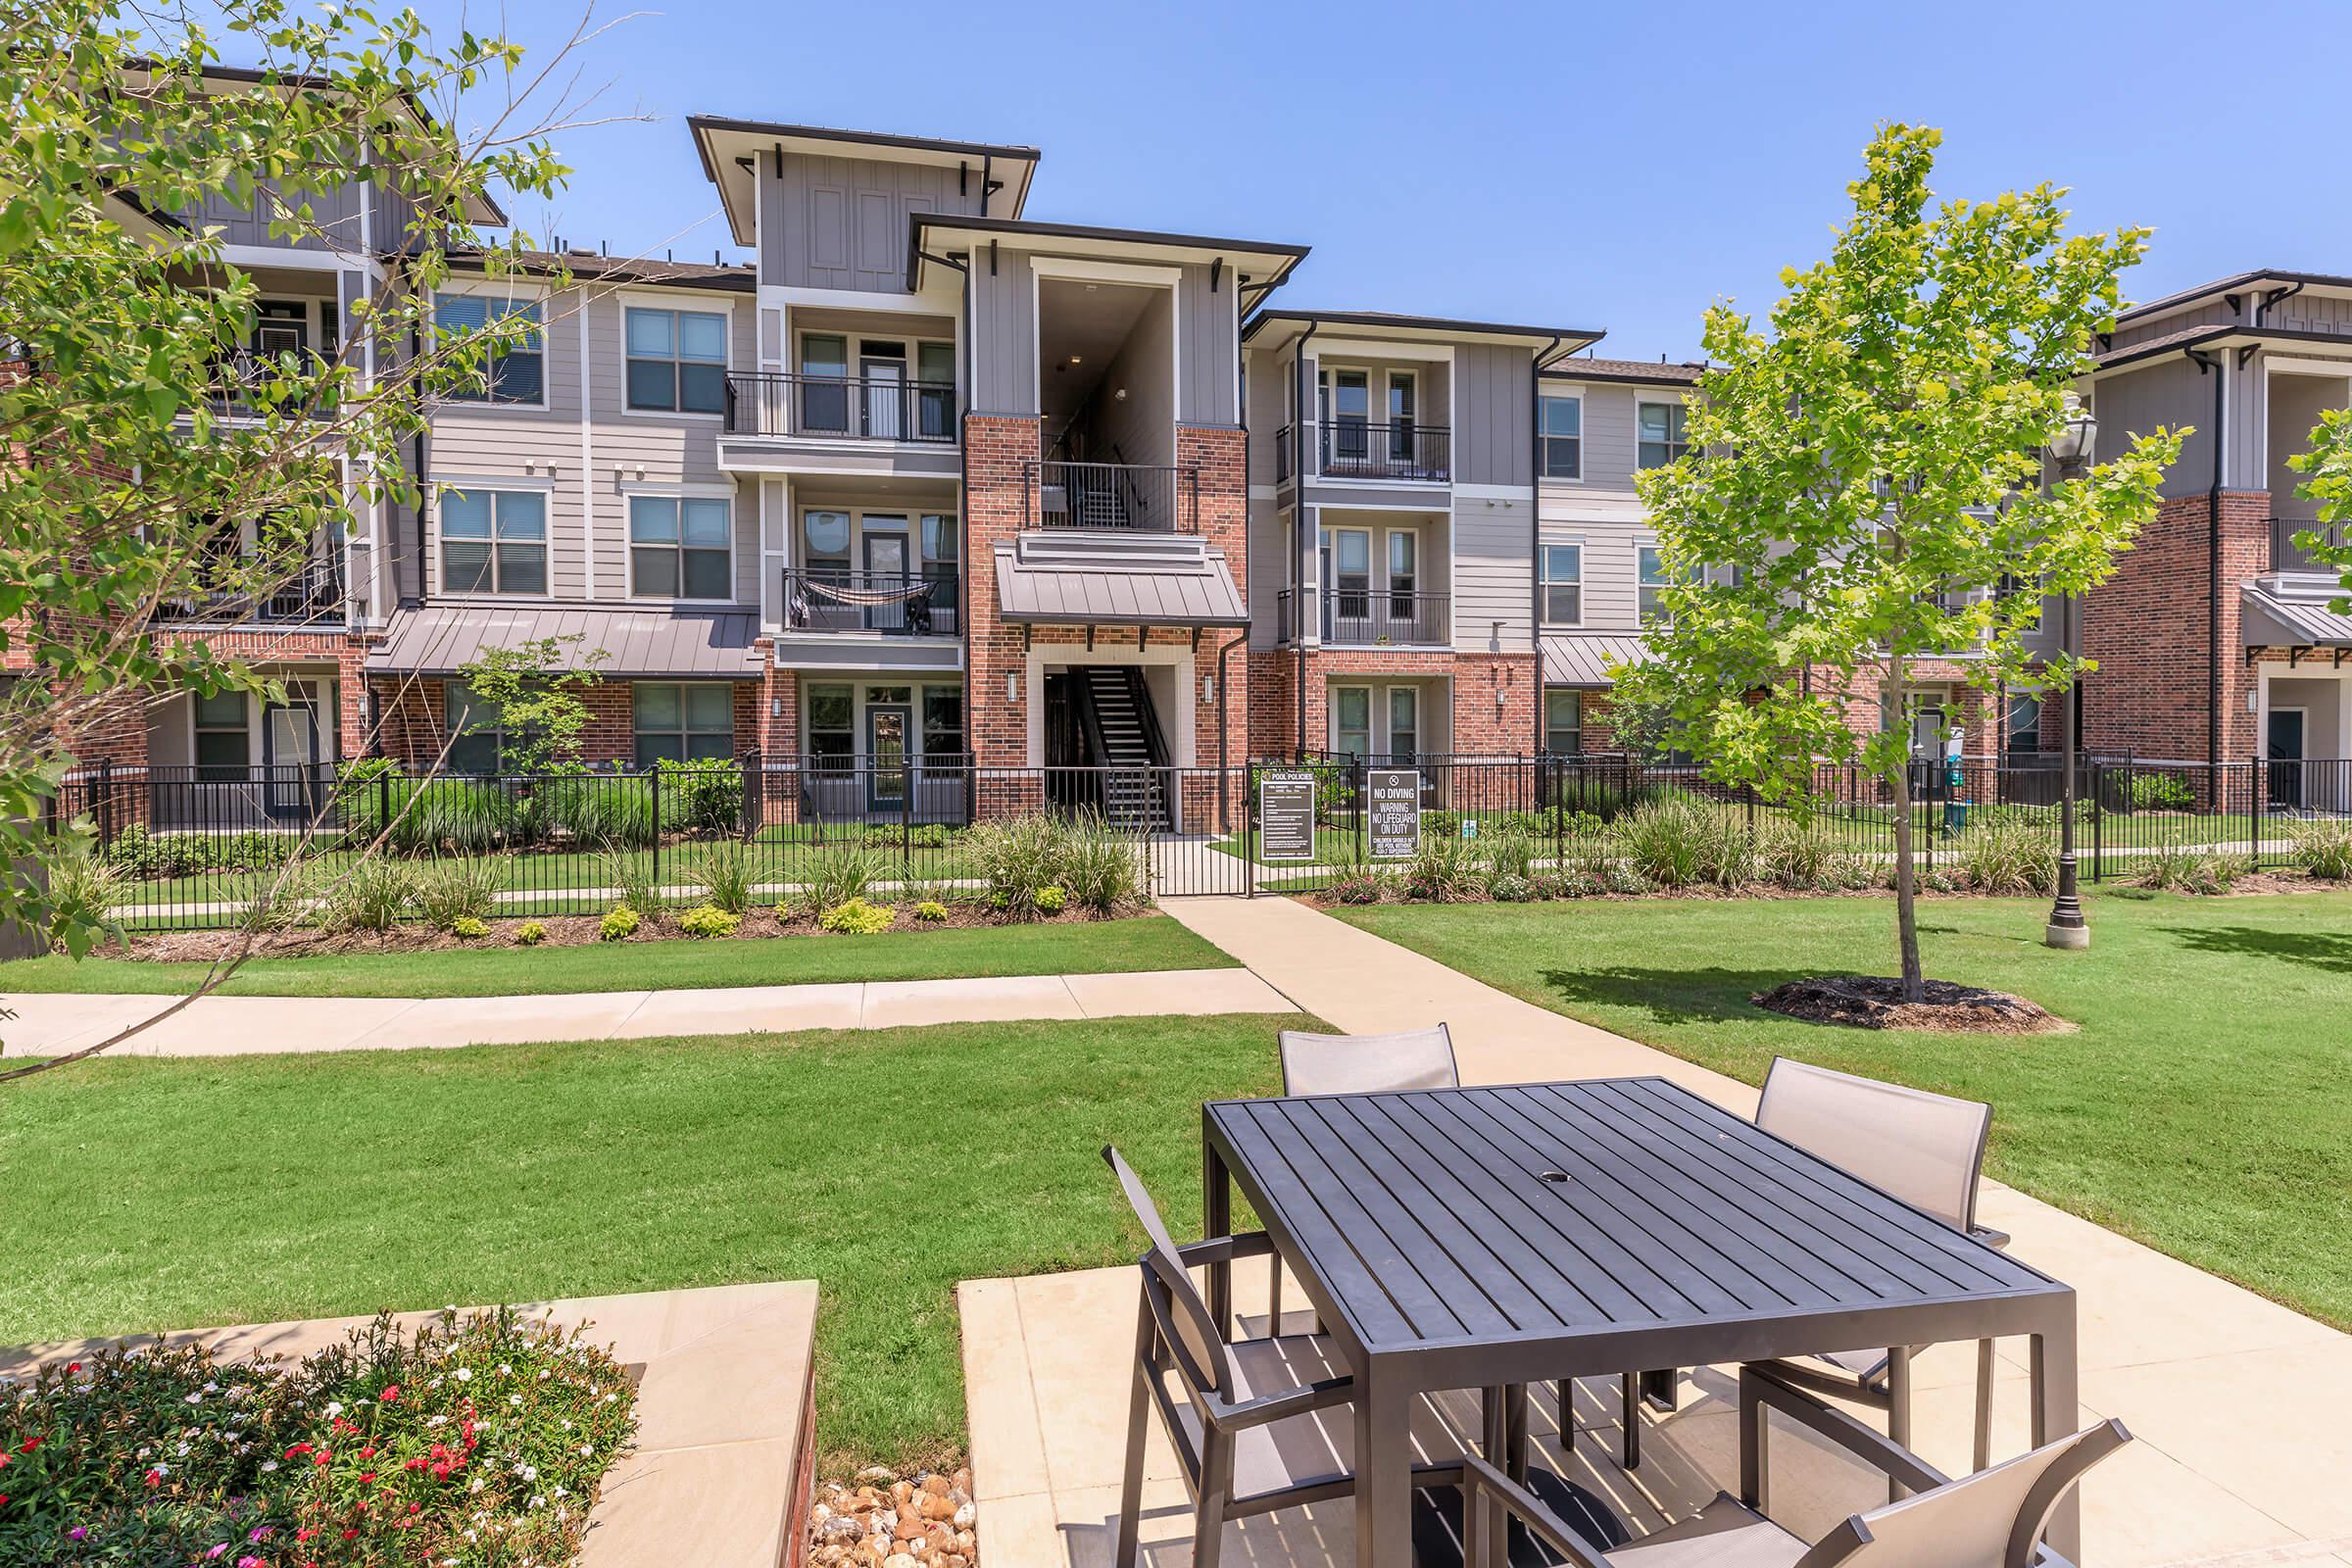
(783, 567, 958, 637)
(158, 558, 346, 626)
(1025, 462, 1199, 532)
(723, 371, 957, 443)
(204, 349, 336, 417)
(2270, 515, 2347, 573)
(1319, 419, 1451, 482)
(1323, 588, 1449, 645)
(1274, 425, 1296, 483)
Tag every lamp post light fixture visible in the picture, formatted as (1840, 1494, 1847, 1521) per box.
(2045, 391, 2097, 951)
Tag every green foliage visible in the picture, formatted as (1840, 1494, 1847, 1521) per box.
(538, 775, 657, 852)
(801, 844, 886, 916)
(1757, 819, 1838, 890)
(1548, 775, 1663, 823)
(2284, 407, 2352, 612)
(1956, 814, 2059, 895)
(410, 857, 504, 930)
(1053, 812, 1146, 914)
(313, 859, 416, 935)
(968, 814, 1066, 922)
(42, 847, 124, 955)
(819, 898, 896, 936)
(1034, 884, 1067, 914)
(657, 757, 746, 837)
(1487, 871, 1535, 903)
(514, 919, 547, 947)
(599, 906, 642, 942)
(1481, 827, 1538, 881)
(1329, 872, 1388, 906)
(601, 851, 666, 919)
(451, 914, 492, 941)
(2289, 818, 2352, 881)
(1401, 835, 1484, 903)
(677, 904, 742, 939)
(2128, 771, 2198, 812)
(686, 840, 760, 915)
(912, 901, 951, 923)
(1614, 799, 1752, 889)
(102, 822, 301, 881)
(2131, 834, 2243, 895)
(450, 636, 610, 775)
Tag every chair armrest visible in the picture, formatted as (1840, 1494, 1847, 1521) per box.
(1457, 1453, 1617, 1568)
(1174, 1230, 1278, 1268)
(1200, 1371, 1354, 1433)
(1740, 1364, 1952, 1495)
(1970, 1224, 2012, 1251)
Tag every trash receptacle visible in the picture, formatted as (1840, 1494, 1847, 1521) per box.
(1944, 799, 1971, 834)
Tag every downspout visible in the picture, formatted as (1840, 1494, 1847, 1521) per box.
(2187, 348, 2226, 769)
(1531, 336, 1564, 752)
(1215, 630, 1248, 828)
(409, 323, 428, 608)
(924, 247, 975, 762)
(1292, 322, 1319, 755)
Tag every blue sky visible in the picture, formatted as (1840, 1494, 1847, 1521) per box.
(385, 0, 2343, 361)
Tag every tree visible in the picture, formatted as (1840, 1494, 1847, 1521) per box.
(2284, 409, 2352, 612)
(453, 635, 610, 774)
(0, 0, 590, 956)
(1615, 123, 2183, 1000)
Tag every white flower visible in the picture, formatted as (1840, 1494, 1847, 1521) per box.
(509, 1394, 522, 1407)
(497, 1364, 513, 1376)
(535, 1368, 550, 1381)
(202, 1381, 219, 1394)
(175, 1442, 190, 1455)
(469, 1479, 485, 1494)
(325, 1401, 344, 1418)
(261, 1460, 279, 1473)
(578, 1444, 592, 1456)
(183, 1392, 202, 1404)
(427, 1415, 449, 1428)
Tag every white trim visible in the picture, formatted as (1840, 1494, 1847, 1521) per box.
(614, 297, 735, 424)
(432, 470, 558, 492)
(578, 297, 596, 598)
(1537, 388, 1585, 484)
(430, 283, 552, 412)
(1537, 539, 1586, 630)
(215, 242, 378, 278)
(760, 283, 939, 315)
(623, 490, 741, 605)
(427, 481, 558, 601)
(618, 479, 739, 499)
(1302, 337, 1454, 365)
(1027, 255, 1182, 287)
(1022, 643, 1196, 766)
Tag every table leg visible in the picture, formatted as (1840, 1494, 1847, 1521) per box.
(1202, 1139, 1232, 1337)
(2033, 1303, 2082, 1563)
(1354, 1369, 1413, 1568)
(1505, 1383, 1529, 1483)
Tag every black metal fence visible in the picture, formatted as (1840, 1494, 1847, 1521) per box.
(722, 370, 956, 443)
(43, 751, 2351, 927)
(1026, 461, 1199, 533)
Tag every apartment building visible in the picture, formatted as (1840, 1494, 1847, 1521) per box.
(2081, 270, 2352, 803)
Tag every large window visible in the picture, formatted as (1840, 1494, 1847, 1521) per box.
(630, 495, 732, 600)
(1637, 401, 1690, 467)
(922, 688, 965, 760)
(439, 488, 547, 595)
(2006, 694, 2042, 755)
(633, 682, 734, 765)
(625, 307, 727, 414)
(1540, 395, 1583, 479)
(194, 690, 250, 779)
(1637, 544, 1686, 626)
(1544, 689, 1583, 756)
(1540, 543, 1583, 625)
(807, 684, 855, 770)
(1333, 687, 1372, 759)
(1386, 688, 1418, 760)
(442, 679, 517, 774)
(436, 293, 543, 404)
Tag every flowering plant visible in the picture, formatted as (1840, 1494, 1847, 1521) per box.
(0, 1307, 635, 1567)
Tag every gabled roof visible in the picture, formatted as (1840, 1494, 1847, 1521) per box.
(2118, 270, 2352, 325)
(689, 115, 1040, 246)
(1544, 356, 1710, 387)
(2092, 322, 2352, 371)
(906, 215, 1308, 299)
(1244, 310, 1602, 364)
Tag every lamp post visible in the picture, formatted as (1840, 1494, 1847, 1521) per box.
(2045, 391, 2097, 951)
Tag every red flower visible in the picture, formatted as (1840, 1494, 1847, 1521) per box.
(284, 1444, 313, 1459)
(66, 1362, 78, 1373)
(0, 1494, 11, 1507)
(144, 1469, 163, 1488)
(359, 1446, 375, 1460)
(379, 1385, 399, 1404)
(15, 1439, 34, 1455)
(357, 1473, 374, 1485)
(341, 1528, 358, 1540)
(312, 1451, 332, 1467)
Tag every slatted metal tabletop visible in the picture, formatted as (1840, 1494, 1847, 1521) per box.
(1200, 1077, 2080, 1568)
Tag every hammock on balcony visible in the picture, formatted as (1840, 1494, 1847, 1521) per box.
(789, 576, 936, 633)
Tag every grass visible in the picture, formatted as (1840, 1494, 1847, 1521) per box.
(0, 913, 1233, 999)
(1336, 887, 2352, 1331)
(0, 1013, 1294, 1473)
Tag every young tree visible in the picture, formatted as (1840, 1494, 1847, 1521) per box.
(453, 635, 611, 774)
(1615, 123, 2183, 1000)
(0, 0, 592, 955)
(2285, 410, 2352, 612)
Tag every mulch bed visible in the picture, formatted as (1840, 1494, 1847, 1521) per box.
(119, 902, 1152, 963)
(1752, 975, 2071, 1034)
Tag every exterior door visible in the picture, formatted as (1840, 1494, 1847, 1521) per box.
(2269, 708, 2306, 808)
(1387, 372, 1416, 466)
(866, 706, 910, 811)
(1327, 369, 1369, 469)
(860, 344, 906, 439)
(263, 692, 319, 818)
(862, 525, 908, 631)
(1321, 528, 1371, 641)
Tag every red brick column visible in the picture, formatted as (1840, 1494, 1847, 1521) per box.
(962, 415, 1043, 769)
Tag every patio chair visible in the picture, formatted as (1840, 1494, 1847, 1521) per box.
(1105, 1145, 1477, 1568)
(1455, 1363, 2129, 1568)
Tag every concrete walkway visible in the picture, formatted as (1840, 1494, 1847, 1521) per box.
(0, 965, 1295, 1058)
(959, 895, 2352, 1567)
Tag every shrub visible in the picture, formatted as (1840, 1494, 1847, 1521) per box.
(600, 905, 642, 941)
(1550, 774, 1665, 822)
(678, 903, 742, 939)
(1600, 859, 1651, 895)
(2289, 818, 2352, 880)
(545, 774, 656, 850)
(800, 843, 887, 915)
(1757, 819, 1837, 890)
(601, 850, 667, 917)
(657, 756, 746, 837)
(1918, 865, 1957, 894)
(42, 849, 124, 954)
(515, 919, 548, 946)
(451, 914, 492, 940)
(913, 900, 951, 922)
(1527, 871, 1573, 900)
(395, 777, 519, 855)
(968, 813, 1064, 921)
(1055, 811, 1146, 913)
(1402, 835, 1483, 903)
(1616, 799, 1752, 889)
(820, 897, 895, 935)
(2128, 771, 2198, 812)
(1488, 871, 1534, 903)
(312, 858, 416, 933)
(1330, 872, 1386, 906)
(1481, 827, 1538, 882)
(1955, 813, 2058, 895)
(1421, 808, 1462, 840)
(411, 856, 505, 930)
(0, 1307, 635, 1568)
(687, 839, 761, 914)
(102, 823, 301, 881)
(2132, 833, 2243, 895)
(1827, 853, 1885, 892)
(1035, 883, 1068, 913)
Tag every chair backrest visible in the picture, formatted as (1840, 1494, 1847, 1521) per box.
(1799, 1418, 2131, 1568)
(1279, 1024, 1459, 1098)
(1102, 1146, 1234, 1400)
(1756, 1058, 1991, 1233)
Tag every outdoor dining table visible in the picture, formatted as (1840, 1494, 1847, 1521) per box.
(1200, 1076, 2082, 1568)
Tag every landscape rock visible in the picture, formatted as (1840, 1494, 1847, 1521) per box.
(814, 1469, 980, 1567)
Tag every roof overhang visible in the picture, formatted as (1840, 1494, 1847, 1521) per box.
(1244, 310, 1602, 366)
(2119, 270, 2352, 327)
(1544, 361, 1710, 388)
(689, 116, 1039, 246)
(1541, 632, 1651, 687)
(2092, 325, 2352, 376)
(2242, 583, 2352, 652)
(909, 215, 1307, 301)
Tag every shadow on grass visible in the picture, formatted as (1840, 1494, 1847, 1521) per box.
(1535, 964, 1836, 1027)
(2161, 924, 2352, 975)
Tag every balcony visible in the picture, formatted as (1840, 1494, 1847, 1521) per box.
(1273, 421, 1452, 484)
(203, 349, 336, 419)
(158, 556, 345, 627)
(783, 568, 958, 637)
(2271, 515, 2346, 574)
(1026, 462, 1198, 533)
(724, 371, 957, 444)
(1278, 588, 1450, 646)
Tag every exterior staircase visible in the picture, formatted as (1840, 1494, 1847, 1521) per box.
(1081, 666, 1168, 830)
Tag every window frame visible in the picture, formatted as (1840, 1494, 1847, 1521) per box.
(192, 689, 251, 779)
(1636, 399, 1690, 468)
(1539, 392, 1584, 481)
(2005, 693, 2043, 755)
(434, 483, 551, 598)
(626, 488, 737, 603)
(630, 681, 737, 767)
(1539, 541, 1584, 627)
(441, 678, 523, 775)
(621, 299, 731, 418)
(805, 682, 857, 772)
(1637, 542, 1690, 627)
(1331, 684, 1374, 759)
(1544, 688, 1583, 756)
(433, 286, 547, 410)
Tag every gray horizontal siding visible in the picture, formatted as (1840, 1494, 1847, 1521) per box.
(1454, 495, 1533, 651)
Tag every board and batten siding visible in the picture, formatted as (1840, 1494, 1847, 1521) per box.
(1452, 344, 1534, 489)
(758, 152, 981, 294)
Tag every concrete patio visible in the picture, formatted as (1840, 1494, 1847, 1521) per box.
(956, 898, 2352, 1568)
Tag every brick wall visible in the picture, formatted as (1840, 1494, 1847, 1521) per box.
(961, 414, 1040, 767)
(1285, 649, 1540, 756)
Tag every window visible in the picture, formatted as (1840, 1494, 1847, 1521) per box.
(803, 509, 852, 577)
(630, 495, 731, 600)
(2006, 694, 2042, 755)
(439, 488, 547, 595)
(1386, 687, 1418, 760)
(1637, 402, 1689, 467)
(633, 682, 734, 765)
(194, 690, 249, 779)
(1540, 395, 1583, 479)
(807, 683, 855, 770)
(436, 292, 543, 404)
(1638, 544, 1686, 626)
(1544, 689, 1583, 756)
(1387, 529, 1418, 622)
(1333, 687, 1372, 759)
(1540, 543, 1583, 625)
(442, 679, 518, 774)
(625, 307, 727, 414)
(1387, 371, 1417, 461)
(922, 688, 965, 760)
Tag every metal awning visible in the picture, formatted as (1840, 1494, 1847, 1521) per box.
(2242, 583, 2352, 651)
(1541, 632, 1650, 687)
(368, 603, 764, 678)
(993, 537, 1249, 627)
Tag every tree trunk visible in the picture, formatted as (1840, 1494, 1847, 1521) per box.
(1886, 654, 1926, 1002)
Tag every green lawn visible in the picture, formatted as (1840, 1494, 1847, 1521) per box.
(0, 1013, 1293, 1472)
(0, 913, 1232, 999)
(1338, 888, 2352, 1330)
